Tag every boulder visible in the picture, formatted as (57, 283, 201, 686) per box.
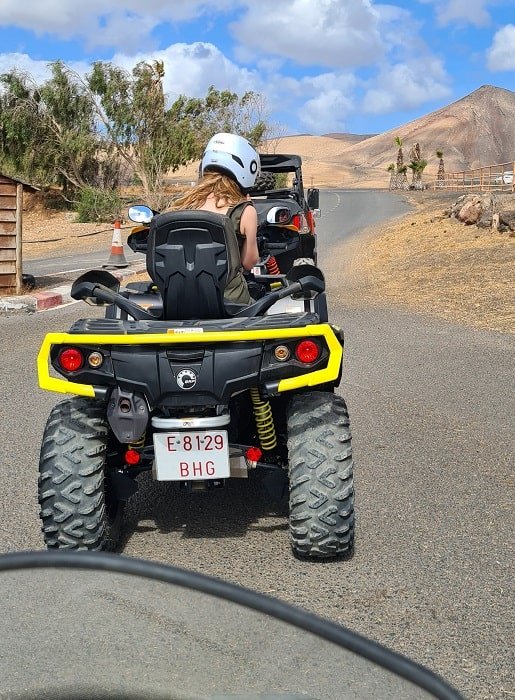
(449, 193, 496, 225)
(458, 196, 483, 225)
(499, 209, 515, 233)
(477, 211, 493, 228)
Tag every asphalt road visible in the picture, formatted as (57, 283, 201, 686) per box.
(0, 190, 513, 699)
(24, 245, 144, 283)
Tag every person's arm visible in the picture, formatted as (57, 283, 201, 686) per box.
(239, 203, 259, 270)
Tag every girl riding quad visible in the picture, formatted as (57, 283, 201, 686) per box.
(167, 132, 260, 304)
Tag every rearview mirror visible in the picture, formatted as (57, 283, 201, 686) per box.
(128, 205, 153, 224)
(286, 263, 325, 294)
(307, 188, 320, 210)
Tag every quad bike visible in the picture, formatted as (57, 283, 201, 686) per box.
(37, 206, 353, 559)
(251, 152, 321, 269)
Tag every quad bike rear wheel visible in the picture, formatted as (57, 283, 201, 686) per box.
(287, 391, 354, 559)
(38, 397, 124, 551)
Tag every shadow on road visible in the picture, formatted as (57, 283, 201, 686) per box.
(119, 472, 288, 552)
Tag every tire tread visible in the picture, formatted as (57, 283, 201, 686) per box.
(287, 391, 354, 559)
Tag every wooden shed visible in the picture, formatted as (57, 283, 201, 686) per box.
(0, 173, 38, 293)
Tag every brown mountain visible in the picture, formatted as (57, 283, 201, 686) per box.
(328, 85, 515, 184)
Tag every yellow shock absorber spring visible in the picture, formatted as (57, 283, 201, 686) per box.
(128, 432, 146, 451)
(249, 388, 277, 451)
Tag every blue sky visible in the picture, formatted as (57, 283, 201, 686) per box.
(0, 0, 513, 135)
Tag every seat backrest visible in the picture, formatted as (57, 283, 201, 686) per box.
(146, 210, 233, 320)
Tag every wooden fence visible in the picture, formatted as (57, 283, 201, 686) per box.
(434, 161, 514, 192)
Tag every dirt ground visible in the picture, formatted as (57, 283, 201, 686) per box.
(349, 191, 515, 334)
(11, 190, 515, 335)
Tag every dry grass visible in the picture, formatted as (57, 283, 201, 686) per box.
(354, 193, 515, 333)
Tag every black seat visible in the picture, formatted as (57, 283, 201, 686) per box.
(146, 210, 237, 320)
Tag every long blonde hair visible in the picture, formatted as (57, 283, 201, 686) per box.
(170, 171, 246, 211)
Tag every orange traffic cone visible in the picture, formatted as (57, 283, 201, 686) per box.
(103, 219, 128, 268)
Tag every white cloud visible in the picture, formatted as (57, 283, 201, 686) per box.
(114, 42, 264, 99)
(0, 42, 263, 102)
(0, 52, 91, 84)
(230, 0, 385, 68)
(487, 24, 515, 71)
(294, 73, 357, 133)
(299, 87, 355, 133)
(362, 58, 451, 113)
(0, 0, 238, 49)
(420, 0, 491, 27)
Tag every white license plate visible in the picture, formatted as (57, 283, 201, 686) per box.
(153, 430, 230, 481)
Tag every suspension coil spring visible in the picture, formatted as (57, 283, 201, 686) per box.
(266, 256, 280, 275)
(249, 388, 277, 451)
(128, 432, 146, 451)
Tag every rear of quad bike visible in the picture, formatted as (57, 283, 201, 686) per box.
(36, 321, 354, 559)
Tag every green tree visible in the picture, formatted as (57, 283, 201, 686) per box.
(87, 60, 201, 208)
(87, 69, 270, 207)
(0, 62, 113, 200)
(1, 60, 271, 211)
(190, 86, 268, 148)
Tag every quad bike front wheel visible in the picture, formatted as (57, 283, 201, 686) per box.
(38, 397, 124, 551)
(287, 391, 354, 559)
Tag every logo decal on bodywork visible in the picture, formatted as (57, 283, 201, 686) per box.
(176, 369, 197, 390)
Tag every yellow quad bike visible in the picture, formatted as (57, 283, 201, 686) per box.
(37, 207, 354, 559)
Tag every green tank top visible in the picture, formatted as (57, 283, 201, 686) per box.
(223, 201, 254, 305)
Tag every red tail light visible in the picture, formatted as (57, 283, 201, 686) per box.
(58, 348, 84, 372)
(292, 213, 309, 232)
(125, 449, 141, 466)
(295, 340, 320, 364)
(305, 210, 315, 233)
(245, 446, 263, 463)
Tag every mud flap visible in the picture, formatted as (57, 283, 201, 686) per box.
(261, 467, 289, 505)
(107, 471, 139, 501)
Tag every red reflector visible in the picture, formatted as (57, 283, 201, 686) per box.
(58, 348, 84, 372)
(125, 449, 141, 466)
(295, 340, 320, 364)
(245, 447, 263, 463)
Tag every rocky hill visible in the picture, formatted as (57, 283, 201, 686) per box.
(325, 85, 515, 184)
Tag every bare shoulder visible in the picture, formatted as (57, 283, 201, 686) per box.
(240, 202, 257, 226)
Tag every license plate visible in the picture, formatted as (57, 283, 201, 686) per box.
(153, 430, 230, 481)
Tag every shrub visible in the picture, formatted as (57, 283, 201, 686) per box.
(76, 187, 123, 222)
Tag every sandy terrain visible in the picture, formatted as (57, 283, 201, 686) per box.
(342, 191, 515, 334)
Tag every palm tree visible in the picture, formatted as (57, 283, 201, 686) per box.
(408, 159, 428, 190)
(436, 149, 445, 188)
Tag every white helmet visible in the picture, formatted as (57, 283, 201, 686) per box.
(201, 132, 260, 190)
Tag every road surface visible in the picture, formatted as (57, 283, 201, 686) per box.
(0, 190, 512, 699)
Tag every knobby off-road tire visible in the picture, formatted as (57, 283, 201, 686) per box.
(38, 397, 124, 551)
(287, 391, 354, 559)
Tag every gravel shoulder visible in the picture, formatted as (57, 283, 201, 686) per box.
(340, 191, 515, 334)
